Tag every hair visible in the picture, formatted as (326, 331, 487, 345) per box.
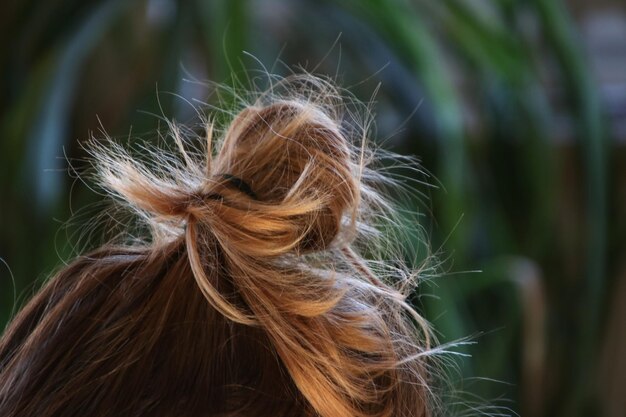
(0, 75, 436, 417)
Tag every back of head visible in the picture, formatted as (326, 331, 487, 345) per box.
(0, 75, 433, 417)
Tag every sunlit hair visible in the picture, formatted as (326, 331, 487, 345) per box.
(0, 75, 437, 416)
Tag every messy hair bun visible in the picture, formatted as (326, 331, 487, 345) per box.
(0, 75, 435, 417)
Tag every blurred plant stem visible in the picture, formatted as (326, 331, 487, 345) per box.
(532, 0, 608, 415)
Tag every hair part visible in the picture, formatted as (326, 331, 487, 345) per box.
(0, 74, 436, 417)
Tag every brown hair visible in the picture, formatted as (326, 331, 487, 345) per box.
(0, 75, 434, 416)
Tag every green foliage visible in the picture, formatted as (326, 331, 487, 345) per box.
(0, 1, 614, 416)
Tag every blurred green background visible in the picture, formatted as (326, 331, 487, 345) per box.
(1, 0, 625, 416)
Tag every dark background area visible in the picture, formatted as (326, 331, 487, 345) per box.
(1, 1, 625, 416)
